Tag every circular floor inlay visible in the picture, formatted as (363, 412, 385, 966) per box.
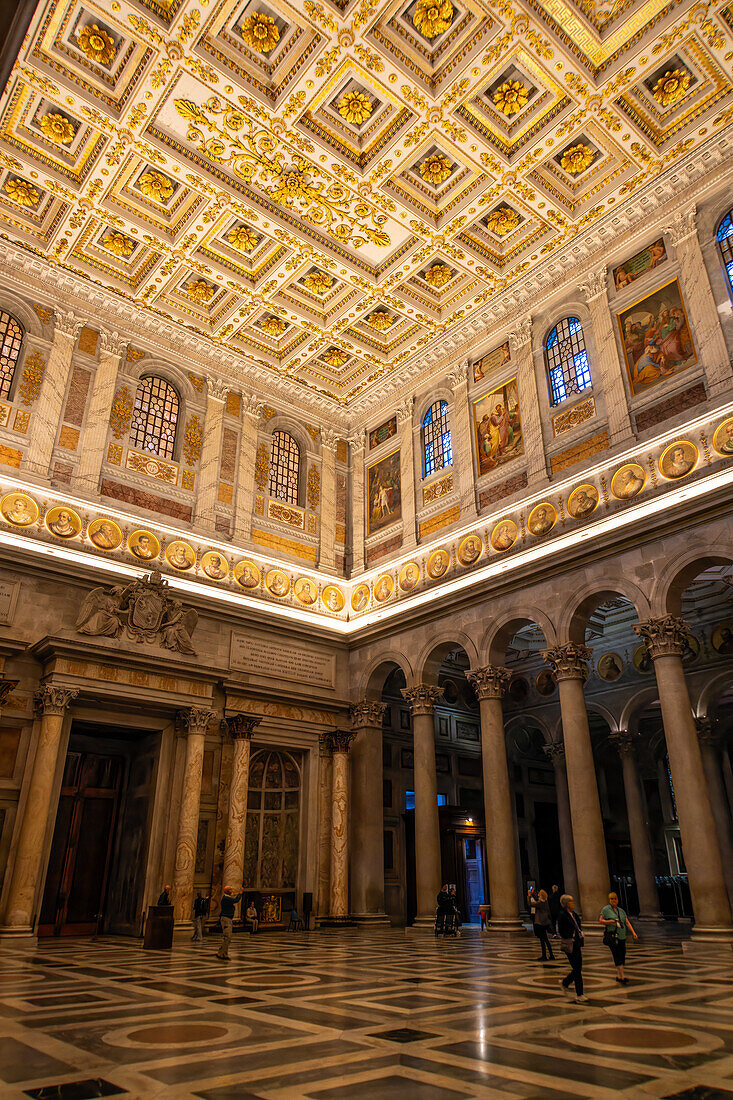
(128, 1023, 228, 1045)
(565, 1023, 722, 1056)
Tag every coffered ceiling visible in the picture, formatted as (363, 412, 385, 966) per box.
(1, 0, 732, 408)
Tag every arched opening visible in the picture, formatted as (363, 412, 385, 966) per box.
(421, 398, 452, 478)
(129, 374, 180, 459)
(544, 316, 591, 407)
(268, 429, 301, 506)
(242, 748, 302, 927)
(0, 310, 23, 400)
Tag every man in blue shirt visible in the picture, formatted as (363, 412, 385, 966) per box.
(216, 886, 242, 960)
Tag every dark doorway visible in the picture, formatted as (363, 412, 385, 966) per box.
(533, 801, 564, 890)
(463, 835, 485, 922)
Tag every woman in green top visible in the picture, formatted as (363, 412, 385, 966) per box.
(599, 890, 638, 984)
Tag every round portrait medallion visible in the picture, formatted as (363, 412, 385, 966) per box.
(0, 491, 38, 527)
(166, 540, 195, 571)
(294, 577, 318, 606)
(611, 462, 646, 501)
(45, 505, 82, 540)
(490, 518, 518, 553)
(632, 643, 653, 675)
(351, 583, 370, 612)
(567, 484, 599, 519)
(322, 585, 345, 613)
(233, 559, 261, 589)
(399, 561, 420, 592)
(528, 502, 557, 537)
(128, 529, 160, 561)
(201, 550, 229, 581)
(427, 548, 450, 579)
(598, 652, 623, 682)
(457, 534, 482, 566)
(659, 440, 698, 480)
(508, 676, 529, 703)
(374, 574, 394, 603)
(712, 621, 733, 655)
(536, 669, 556, 696)
(88, 517, 122, 551)
(713, 416, 733, 458)
(265, 568, 290, 598)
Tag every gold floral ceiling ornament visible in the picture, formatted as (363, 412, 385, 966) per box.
(39, 112, 75, 145)
(425, 262, 452, 287)
(240, 12, 280, 53)
(101, 230, 135, 257)
(3, 176, 39, 207)
(76, 23, 117, 66)
(413, 0, 454, 39)
(175, 99, 391, 249)
(367, 310, 393, 330)
(652, 68, 691, 107)
(560, 143, 595, 174)
(185, 279, 216, 304)
(419, 153, 452, 185)
(485, 206, 520, 236)
(337, 90, 373, 125)
(323, 347, 347, 367)
(137, 169, 175, 203)
(226, 223, 258, 251)
(493, 80, 530, 116)
(260, 315, 287, 336)
(303, 269, 334, 295)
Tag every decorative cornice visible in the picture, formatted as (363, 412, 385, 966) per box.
(466, 665, 511, 700)
(542, 643, 592, 682)
(633, 616, 690, 659)
(350, 700, 387, 727)
(401, 684, 444, 715)
(34, 684, 79, 716)
(179, 706, 218, 736)
(509, 316, 532, 353)
(226, 713, 261, 740)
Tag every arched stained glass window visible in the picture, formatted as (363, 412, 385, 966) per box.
(129, 375, 179, 459)
(717, 210, 733, 295)
(243, 750, 301, 893)
(268, 430, 300, 505)
(422, 399, 452, 477)
(544, 317, 592, 407)
(0, 312, 23, 400)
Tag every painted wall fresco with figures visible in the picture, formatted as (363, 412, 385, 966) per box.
(473, 377, 523, 477)
(367, 449, 402, 536)
(617, 278, 697, 397)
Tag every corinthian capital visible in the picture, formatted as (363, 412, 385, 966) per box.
(226, 713, 261, 740)
(328, 728, 355, 753)
(397, 396, 413, 425)
(34, 684, 79, 716)
(633, 616, 690, 659)
(543, 740, 565, 765)
(100, 330, 127, 358)
(350, 699, 387, 727)
(609, 730, 639, 758)
(180, 706, 218, 735)
(509, 315, 532, 354)
(321, 428, 339, 453)
(448, 361, 468, 391)
(53, 309, 83, 340)
(348, 429, 366, 454)
(694, 715, 720, 747)
(243, 393, 264, 420)
(401, 684, 444, 715)
(579, 267, 607, 303)
(206, 375, 230, 402)
(466, 665, 511, 700)
(665, 206, 697, 247)
(542, 643, 592, 682)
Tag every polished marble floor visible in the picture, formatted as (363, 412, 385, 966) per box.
(0, 926, 732, 1099)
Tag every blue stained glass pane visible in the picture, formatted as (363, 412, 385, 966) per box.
(718, 211, 733, 295)
(442, 430, 452, 466)
(422, 399, 452, 476)
(545, 316, 591, 406)
(717, 212, 733, 242)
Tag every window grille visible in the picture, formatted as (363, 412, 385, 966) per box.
(0, 312, 23, 400)
(129, 375, 179, 459)
(544, 317, 592, 406)
(268, 430, 300, 505)
(422, 399, 452, 477)
(717, 211, 733, 295)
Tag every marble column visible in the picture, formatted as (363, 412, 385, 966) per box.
(23, 310, 83, 478)
(466, 665, 521, 928)
(543, 741, 579, 901)
(349, 430, 366, 574)
(195, 376, 229, 527)
(634, 617, 732, 936)
(1, 684, 78, 935)
(233, 395, 263, 542)
(579, 268, 635, 446)
(543, 644, 610, 921)
(448, 362, 477, 522)
(349, 701, 387, 920)
(172, 706, 217, 922)
(317, 733, 333, 920)
(73, 331, 127, 494)
(222, 714, 261, 894)
(509, 317, 547, 484)
(402, 684, 443, 924)
(666, 206, 733, 395)
(695, 717, 733, 910)
(319, 429, 338, 573)
(398, 398, 417, 550)
(609, 731, 661, 919)
(329, 729, 355, 920)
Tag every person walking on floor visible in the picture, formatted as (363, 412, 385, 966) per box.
(557, 894, 586, 1003)
(533, 889, 555, 961)
(436, 884, 450, 936)
(548, 884, 562, 932)
(216, 886, 242, 960)
(192, 891, 209, 942)
(600, 891, 638, 984)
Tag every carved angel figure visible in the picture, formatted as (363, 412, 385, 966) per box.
(160, 597, 198, 655)
(76, 586, 125, 638)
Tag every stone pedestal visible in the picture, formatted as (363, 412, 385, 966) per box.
(172, 707, 217, 923)
(222, 715, 261, 893)
(467, 665, 522, 929)
(402, 684, 443, 926)
(195, 378, 229, 528)
(73, 331, 126, 494)
(543, 742, 579, 901)
(610, 732, 662, 919)
(328, 730, 354, 920)
(349, 701, 389, 922)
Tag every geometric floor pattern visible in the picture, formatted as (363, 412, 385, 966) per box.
(1, 927, 732, 1098)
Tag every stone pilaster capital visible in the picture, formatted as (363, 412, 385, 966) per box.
(206, 375, 229, 403)
(466, 664, 511, 700)
(579, 267, 608, 303)
(401, 683, 444, 715)
(34, 683, 79, 717)
(633, 616, 690, 659)
(543, 740, 565, 765)
(349, 699, 387, 728)
(665, 206, 697, 247)
(100, 330, 127, 358)
(243, 393, 264, 420)
(348, 429, 366, 455)
(319, 730, 333, 758)
(321, 427, 339, 453)
(226, 713, 261, 740)
(53, 309, 83, 340)
(609, 730, 639, 758)
(509, 315, 533, 353)
(179, 706, 218, 736)
(448, 361, 468, 391)
(327, 728, 355, 753)
(694, 715, 720, 747)
(397, 396, 413, 425)
(0, 678, 18, 706)
(542, 643, 593, 682)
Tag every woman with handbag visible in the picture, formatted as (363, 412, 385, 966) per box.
(533, 889, 555, 961)
(600, 891, 637, 984)
(557, 894, 587, 1003)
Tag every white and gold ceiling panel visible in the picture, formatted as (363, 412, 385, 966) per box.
(0, 0, 732, 407)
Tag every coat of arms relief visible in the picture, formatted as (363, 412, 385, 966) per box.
(75, 571, 198, 655)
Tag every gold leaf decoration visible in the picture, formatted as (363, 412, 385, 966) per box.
(101, 230, 135, 257)
(419, 153, 452, 184)
(185, 279, 215, 303)
(226, 223, 258, 251)
(413, 0, 454, 39)
(303, 270, 334, 295)
(39, 113, 75, 145)
(560, 143, 595, 174)
(240, 12, 280, 53)
(4, 176, 39, 207)
(254, 443, 269, 489)
(493, 80, 530, 116)
(485, 206, 520, 236)
(367, 310, 393, 330)
(109, 385, 133, 438)
(307, 464, 321, 508)
(260, 315, 287, 336)
(183, 413, 203, 465)
(19, 350, 45, 405)
(323, 347, 347, 366)
(76, 23, 117, 65)
(652, 68, 691, 107)
(338, 90, 373, 125)
(137, 169, 175, 202)
(424, 263, 452, 287)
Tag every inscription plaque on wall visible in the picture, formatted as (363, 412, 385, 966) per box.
(0, 581, 20, 625)
(230, 632, 335, 688)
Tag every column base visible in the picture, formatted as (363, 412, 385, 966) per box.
(351, 913, 391, 926)
(682, 925, 733, 953)
(322, 916, 357, 926)
(486, 918, 525, 932)
(0, 925, 36, 941)
(406, 915, 438, 932)
(174, 919, 194, 932)
(635, 914, 666, 924)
